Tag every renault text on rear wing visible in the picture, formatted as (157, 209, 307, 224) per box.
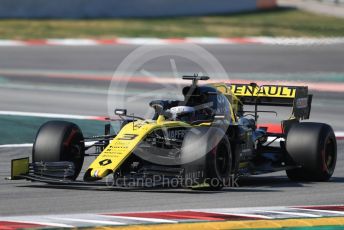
(230, 84, 312, 120)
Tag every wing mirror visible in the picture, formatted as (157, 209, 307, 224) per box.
(114, 109, 127, 116)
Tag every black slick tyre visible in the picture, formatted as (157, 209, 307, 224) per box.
(33, 121, 85, 180)
(286, 122, 337, 181)
(182, 127, 232, 190)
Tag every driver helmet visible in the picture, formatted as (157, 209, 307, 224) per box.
(169, 106, 195, 121)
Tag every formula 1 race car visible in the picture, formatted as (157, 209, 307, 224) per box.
(10, 75, 337, 189)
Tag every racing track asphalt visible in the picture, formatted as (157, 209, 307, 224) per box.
(0, 143, 343, 216)
(0, 44, 344, 73)
(0, 44, 343, 216)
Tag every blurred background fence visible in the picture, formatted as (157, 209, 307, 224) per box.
(318, 0, 344, 4)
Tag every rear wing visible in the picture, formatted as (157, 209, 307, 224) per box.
(230, 84, 312, 120)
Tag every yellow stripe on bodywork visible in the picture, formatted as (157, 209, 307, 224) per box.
(90, 217, 344, 230)
(87, 116, 190, 179)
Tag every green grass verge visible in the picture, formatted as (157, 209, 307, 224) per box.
(0, 115, 117, 144)
(1, 9, 344, 39)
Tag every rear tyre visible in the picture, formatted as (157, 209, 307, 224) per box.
(33, 121, 85, 180)
(286, 122, 337, 181)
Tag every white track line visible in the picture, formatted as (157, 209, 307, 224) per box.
(0, 110, 105, 120)
(48, 217, 123, 225)
(0, 141, 96, 148)
(0, 40, 25, 46)
(293, 208, 344, 215)
(106, 215, 178, 223)
(257, 210, 322, 218)
(116, 38, 169, 45)
(336, 132, 344, 137)
(0, 143, 33, 148)
(47, 39, 99, 46)
(199, 211, 273, 219)
(249, 37, 344, 46)
(0, 37, 344, 46)
(185, 37, 231, 44)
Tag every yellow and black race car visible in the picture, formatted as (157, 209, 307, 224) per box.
(10, 75, 337, 189)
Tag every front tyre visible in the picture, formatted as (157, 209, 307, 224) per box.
(33, 121, 85, 180)
(286, 122, 337, 181)
(182, 127, 232, 190)
(205, 134, 232, 190)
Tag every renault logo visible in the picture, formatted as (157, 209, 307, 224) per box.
(99, 159, 112, 166)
